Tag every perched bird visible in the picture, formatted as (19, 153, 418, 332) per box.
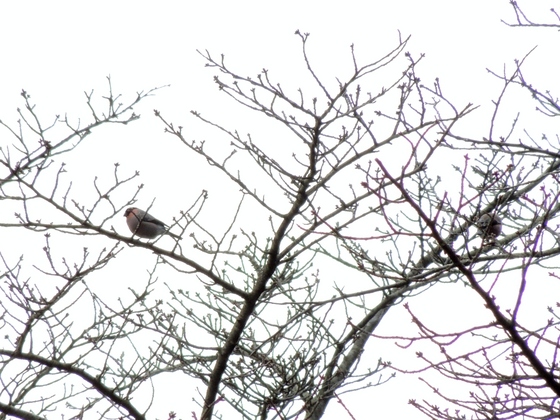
(477, 213, 502, 239)
(124, 207, 181, 240)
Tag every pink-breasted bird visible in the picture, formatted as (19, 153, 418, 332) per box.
(124, 207, 181, 240)
(477, 213, 502, 239)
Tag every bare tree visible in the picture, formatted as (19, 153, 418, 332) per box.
(380, 3, 560, 419)
(0, 5, 558, 420)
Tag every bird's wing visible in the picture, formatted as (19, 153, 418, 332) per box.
(142, 213, 167, 228)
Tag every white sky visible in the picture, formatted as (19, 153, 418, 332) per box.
(0, 1, 558, 419)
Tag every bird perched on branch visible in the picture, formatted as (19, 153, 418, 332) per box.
(124, 207, 181, 239)
(477, 213, 502, 241)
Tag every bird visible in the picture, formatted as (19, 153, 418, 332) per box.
(477, 213, 502, 240)
(124, 207, 181, 240)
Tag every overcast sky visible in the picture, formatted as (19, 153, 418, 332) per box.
(1, 1, 555, 114)
(2, 0, 555, 214)
(0, 1, 557, 418)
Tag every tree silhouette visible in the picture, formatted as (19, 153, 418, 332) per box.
(383, 3, 560, 419)
(1, 4, 559, 419)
